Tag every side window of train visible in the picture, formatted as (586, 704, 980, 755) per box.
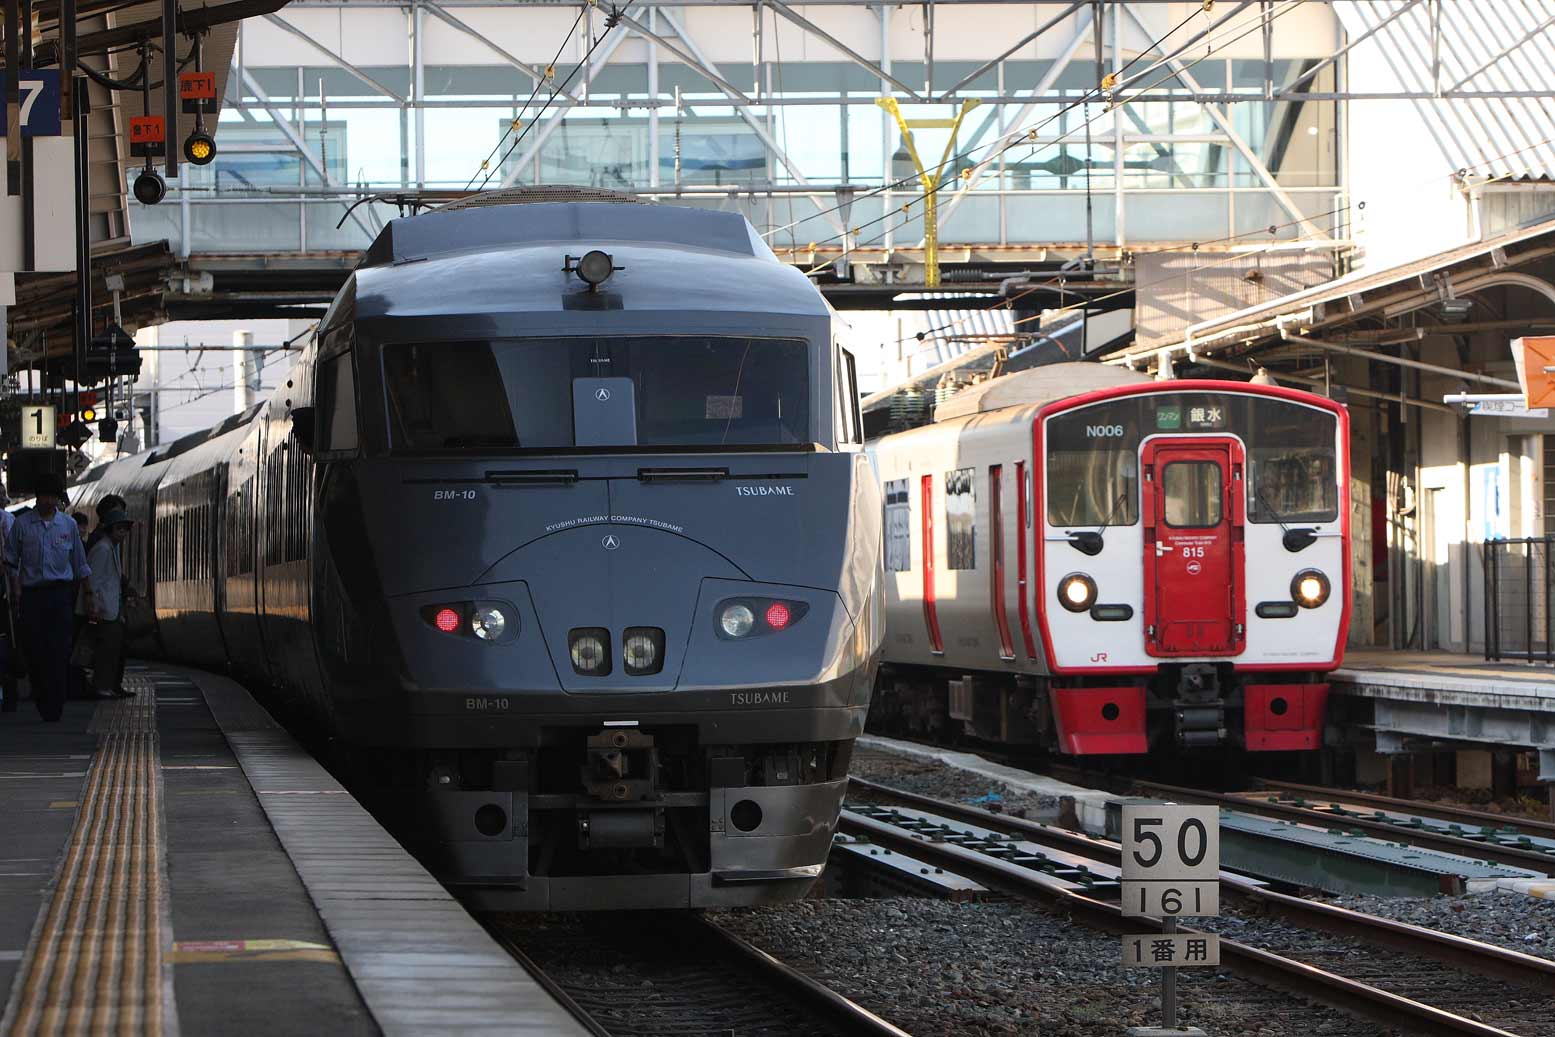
(882, 479, 911, 572)
(835, 346, 862, 446)
(944, 467, 976, 570)
(315, 350, 360, 458)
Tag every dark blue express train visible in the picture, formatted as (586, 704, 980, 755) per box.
(70, 190, 884, 909)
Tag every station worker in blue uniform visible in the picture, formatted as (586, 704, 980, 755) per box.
(5, 475, 90, 722)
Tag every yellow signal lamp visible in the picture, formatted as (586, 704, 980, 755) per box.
(183, 130, 217, 166)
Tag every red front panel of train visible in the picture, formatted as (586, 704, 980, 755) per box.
(1142, 438, 1245, 657)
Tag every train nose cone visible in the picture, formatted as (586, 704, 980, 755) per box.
(480, 524, 747, 691)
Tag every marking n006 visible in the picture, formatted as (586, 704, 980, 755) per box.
(1120, 801, 1220, 919)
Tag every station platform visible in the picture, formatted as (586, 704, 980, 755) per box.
(1331, 649, 1555, 786)
(0, 665, 588, 1035)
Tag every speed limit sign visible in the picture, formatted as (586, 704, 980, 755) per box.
(1120, 801, 1219, 918)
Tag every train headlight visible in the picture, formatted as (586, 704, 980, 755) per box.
(1057, 573, 1097, 613)
(471, 605, 508, 641)
(720, 603, 756, 638)
(623, 627, 665, 676)
(1291, 569, 1331, 609)
(569, 628, 611, 676)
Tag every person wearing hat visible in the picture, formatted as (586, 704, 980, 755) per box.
(85, 509, 132, 700)
(5, 474, 90, 721)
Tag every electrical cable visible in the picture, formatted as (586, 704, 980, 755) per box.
(479, 2, 629, 191)
(462, 1, 589, 191)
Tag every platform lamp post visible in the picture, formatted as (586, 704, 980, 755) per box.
(875, 97, 979, 289)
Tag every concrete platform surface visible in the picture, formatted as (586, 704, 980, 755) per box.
(0, 664, 589, 1036)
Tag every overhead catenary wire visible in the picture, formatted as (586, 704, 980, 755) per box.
(478, 2, 630, 191)
(463, 1, 589, 192)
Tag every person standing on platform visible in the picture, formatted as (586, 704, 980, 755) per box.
(6, 475, 91, 722)
(85, 510, 132, 700)
(0, 486, 14, 714)
(88, 495, 126, 549)
(88, 494, 132, 698)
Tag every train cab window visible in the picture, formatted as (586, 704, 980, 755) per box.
(316, 351, 360, 454)
(1162, 461, 1222, 528)
(382, 337, 811, 452)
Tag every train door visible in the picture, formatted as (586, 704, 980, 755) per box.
(1141, 438, 1245, 656)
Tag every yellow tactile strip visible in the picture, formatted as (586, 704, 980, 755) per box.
(3, 677, 176, 1035)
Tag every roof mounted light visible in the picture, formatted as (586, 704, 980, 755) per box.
(565, 249, 620, 290)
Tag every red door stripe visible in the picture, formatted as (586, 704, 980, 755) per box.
(921, 474, 943, 655)
(1014, 460, 1037, 660)
(990, 465, 1015, 660)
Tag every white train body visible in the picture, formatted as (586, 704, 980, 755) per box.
(870, 364, 1350, 756)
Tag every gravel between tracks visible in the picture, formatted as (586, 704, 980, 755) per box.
(850, 746, 1063, 821)
(717, 898, 1392, 1037)
(1319, 890, 1555, 963)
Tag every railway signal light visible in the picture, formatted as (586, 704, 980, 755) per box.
(183, 130, 217, 165)
(132, 167, 166, 206)
(81, 323, 143, 384)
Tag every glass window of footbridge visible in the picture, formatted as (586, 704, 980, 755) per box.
(1044, 395, 1338, 528)
(382, 338, 810, 451)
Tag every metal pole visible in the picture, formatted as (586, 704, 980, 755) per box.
(163, 0, 178, 179)
(73, 74, 90, 387)
(1526, 537, 1534, 661)
(5, 0, 21, 195)
(1161, 915, 1177, 1028)
(1544, 535, 1551, 664)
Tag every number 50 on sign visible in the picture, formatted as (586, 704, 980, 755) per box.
(1121, 802, 1219, 919)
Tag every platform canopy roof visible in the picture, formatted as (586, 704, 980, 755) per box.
(1104, 215, 1555, 408)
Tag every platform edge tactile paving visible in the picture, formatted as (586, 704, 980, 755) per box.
(177, 666, 590, 1037)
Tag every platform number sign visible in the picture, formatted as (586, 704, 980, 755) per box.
(0, 70, 62, 137)
(22, 405, 56, 449)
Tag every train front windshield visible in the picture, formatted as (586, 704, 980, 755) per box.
(1045, 393, 1339, 527)
(382, 337, 811, 451)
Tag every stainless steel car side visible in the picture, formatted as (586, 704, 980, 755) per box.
(73, 193, 885, 910)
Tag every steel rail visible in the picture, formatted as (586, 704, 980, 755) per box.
(847, 777, 1555, 993)
(1257, 779, 1555, 840)
(482, 921, 613, 1037)
(841, 809, 1524, 1037)
(485, 913, 909, 1037)
(693, 917, 913, 1037)
(1136, 780, 1555, 876)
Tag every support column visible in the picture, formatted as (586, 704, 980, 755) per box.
(1386, 753, 1413, 799)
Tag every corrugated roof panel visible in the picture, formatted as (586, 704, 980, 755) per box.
(1337, 1, 1555, 179)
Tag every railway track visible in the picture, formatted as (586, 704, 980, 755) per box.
(1257, 779, 1555, 839)
(486, 912, 910, 1037)
(847, 776, 1555, 1037)
(1136, 779, 1555, 875)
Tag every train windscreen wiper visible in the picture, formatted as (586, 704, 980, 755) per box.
(1257, 487, 1318, 551)
(1067, 491, 1128, 556)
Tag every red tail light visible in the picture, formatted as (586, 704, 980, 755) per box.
(434, 607, 461, 633)
(764, 601, 791, 630)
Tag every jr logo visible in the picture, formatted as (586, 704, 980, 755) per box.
(1090, 651, 1109, 663)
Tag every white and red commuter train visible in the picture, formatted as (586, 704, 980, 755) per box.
(869, 363, 1350, 757)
